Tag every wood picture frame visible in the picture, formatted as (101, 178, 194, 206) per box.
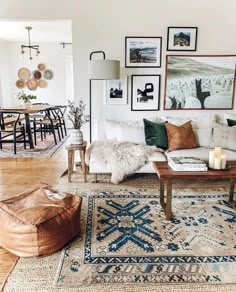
(131, 74, 161, 111)
(164, 55, 236, 110)
(125, 37, 162, 68)
(167, 27, 198, 51)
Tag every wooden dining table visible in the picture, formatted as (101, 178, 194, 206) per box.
(0, 104, 56, 149)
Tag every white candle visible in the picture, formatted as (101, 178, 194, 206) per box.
(221, 154, 227, 169)
(214, 157, 221, 169)
(214, 147, 222, 157)
(209, 150, 215, 168)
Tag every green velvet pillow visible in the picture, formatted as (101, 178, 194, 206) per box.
(143, 118, 168, 149)
(227, 118, 236, 127)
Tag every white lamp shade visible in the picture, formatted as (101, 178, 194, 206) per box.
(88, 59, 120, 80)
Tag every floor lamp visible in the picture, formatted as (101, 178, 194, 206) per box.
(88, 51, 120, 142)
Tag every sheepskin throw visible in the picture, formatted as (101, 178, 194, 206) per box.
(85, 140, 163, 184)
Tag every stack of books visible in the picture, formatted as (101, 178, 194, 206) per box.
(168, 156, 208, 171)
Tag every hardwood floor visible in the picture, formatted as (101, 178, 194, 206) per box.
(0, 144, 68, 289)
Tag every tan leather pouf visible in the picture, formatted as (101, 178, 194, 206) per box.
(0, 183, 82, 257)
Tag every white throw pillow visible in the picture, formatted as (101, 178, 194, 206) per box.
(224, 113, 236, 125)
(161, 115, 215, 147)
(210, 122, 236, 151)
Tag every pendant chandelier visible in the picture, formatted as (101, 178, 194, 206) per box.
(21, 26, 40, 61)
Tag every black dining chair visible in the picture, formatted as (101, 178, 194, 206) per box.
(33, 108, 62, 145)
(0, 112, 29, 154)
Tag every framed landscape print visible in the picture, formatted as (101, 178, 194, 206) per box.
(131, 75, 161, 111)
(106, 75, 128, 105)
(167, 27, 198, 51)
(164, 55, 236, 110)
(125, 37, 162, 68)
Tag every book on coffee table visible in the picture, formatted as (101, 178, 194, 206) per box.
(168, 156, 208, 171)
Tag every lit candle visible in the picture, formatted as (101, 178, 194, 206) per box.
(214, 157, 221, 169)
(215, 147, 222, 157)
(209, 150, 215, 168)
(221, 154, 227, 169)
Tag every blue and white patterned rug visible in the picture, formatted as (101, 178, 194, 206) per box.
(55, 190, 236, 287)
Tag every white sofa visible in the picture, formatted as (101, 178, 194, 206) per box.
(88, 113, 236, 174)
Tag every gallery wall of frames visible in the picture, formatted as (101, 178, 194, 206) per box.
(105, 27, 236, 112)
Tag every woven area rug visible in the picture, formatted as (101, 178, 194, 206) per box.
(0, 134, 68, 158)
(2, 174, 236, 292)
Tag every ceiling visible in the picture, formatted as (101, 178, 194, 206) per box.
(0, 20, 72, 43)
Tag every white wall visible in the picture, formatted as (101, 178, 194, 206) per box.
(0, 0, 236, 141)
(0, 42, 72, 107)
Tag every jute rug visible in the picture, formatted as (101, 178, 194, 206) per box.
(2, 174, 236, 292)
(0, 134, 69, 158)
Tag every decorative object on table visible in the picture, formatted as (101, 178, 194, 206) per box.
(168, 156, 207, 171)
(43, 69, 54, 80)
(67, 99, 90, 145)
(164, 55, 236, 110)
(167, 27, 198, 51)
(38, 79, 47, 88)
(17, 91, 37, 107)
(15, 79, 25, 89)
(209, 147, 227, 169)
(18, 67, 31, 80)
(106, 75, 127, 105)
(26, 78, 38, 91)
(88, 50, 120, 142)
(32, 70, 42, 80)
(20, 27, 40, 61)
(37, 63, 46, 71)
(131, 74, 160, 111)
(125, 36, 162, 68)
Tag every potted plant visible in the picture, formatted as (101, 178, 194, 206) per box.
(17, 91, 37, 108)
(67, 99, 90, 144)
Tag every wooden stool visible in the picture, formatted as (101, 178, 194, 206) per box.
(66, 142, 87, 182)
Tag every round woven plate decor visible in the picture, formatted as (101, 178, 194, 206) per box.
(38, 63, 46, 71)
(38, 79, 47, 88)
(33, 70, 42, 80)
(18, 67, 31, 80)
(26, 79, 38, 91)
(16, 79, 25, 89)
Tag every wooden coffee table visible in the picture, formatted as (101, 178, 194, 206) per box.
(152, 161, 236, 221)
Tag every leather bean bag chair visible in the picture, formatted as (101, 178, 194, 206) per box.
(0, 183, 82, 257)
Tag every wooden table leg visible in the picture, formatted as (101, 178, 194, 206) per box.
(68, 149, 73, 182)
(166, 179, 172, 220)
(159, 179, 166, 210)
(79, 149, 87, 182)
(229, 178, 235, 204)
(25, 113, 34, 149)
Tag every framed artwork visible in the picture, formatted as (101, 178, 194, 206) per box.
(164, 55, 236, 110)
(167, 27, 198, 51)
(131, 75, 161, 111)
(106, 75, 128, 105)
(125, 37, 162, 68)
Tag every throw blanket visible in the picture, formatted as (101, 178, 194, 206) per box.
(85, 140, 163, 184)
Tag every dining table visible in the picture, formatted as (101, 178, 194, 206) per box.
(0, 104, 56, 149)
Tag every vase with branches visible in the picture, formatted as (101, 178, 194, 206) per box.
(17, 91, 37, 108)
(67, 99, 90, 144)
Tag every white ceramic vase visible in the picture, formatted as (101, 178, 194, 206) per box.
(70, 129, 83, 145)
(24, 101, 32, 109)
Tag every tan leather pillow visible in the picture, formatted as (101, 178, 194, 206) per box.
(165, 121, 198, 151)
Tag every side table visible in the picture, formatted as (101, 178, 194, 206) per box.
(66, 142, 87, 182)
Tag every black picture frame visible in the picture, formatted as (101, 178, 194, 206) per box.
(167, 27, 198, 51)
(125, 37, 162, 68)
(131, 74, 161, 111)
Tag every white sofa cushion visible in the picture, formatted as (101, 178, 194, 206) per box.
(210, 122, 236, 151)
(105, 118, 162, 144)
(161, 115, 215, 147)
